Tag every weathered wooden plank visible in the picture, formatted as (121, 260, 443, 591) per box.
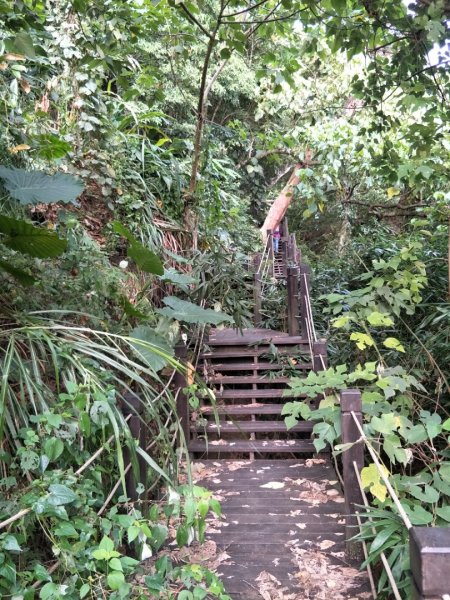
(191, 420, 313, 433)
(208, 522, 344, 547)
(188, 439, 319, 454)
(208, 375, 291, 384)
(207, 333, 309, 346)
(213, 388, 306, 399)
(202, 346, 309, 359)
(190, 457, 371, 599)
(200, 404, 284, 415)
(204, 361, 312, 371)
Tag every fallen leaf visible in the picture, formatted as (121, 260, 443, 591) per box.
(260, 481, 285, 489)
(8, 144, 30, 154)
(4, 53, 26, 61)
(318, 540, 336, 550)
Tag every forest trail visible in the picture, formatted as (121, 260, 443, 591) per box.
(193, 459, 372, 599)
(186, 219, 325, 456)
(183, 225, 371, 598)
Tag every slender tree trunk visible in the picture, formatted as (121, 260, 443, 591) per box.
(187, 35, 218, 200)
(260, 163, 303, 239)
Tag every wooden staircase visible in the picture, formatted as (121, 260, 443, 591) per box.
(176, 217, 328, 458)
(189, 328, 320, 456)
(273, 251, 285, 279)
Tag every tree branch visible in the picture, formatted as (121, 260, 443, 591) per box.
(223, 0, 271, 18)
(222, 7, 309, 25)
(342, 198, 429, 210)
(238, 148, 298, 168)
(178, 3, 214, 40)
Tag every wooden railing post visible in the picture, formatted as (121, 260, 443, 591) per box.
(299, 264, 310, 339)
(280, 217, 289, 240)
(340, 389, 364, 559)
(410, 527, 450, 599)
(121, 392, 146, 502)
(174, 344, 189, 446)
(267, 228, 274, 265)
(287, 266, 299, 335)
(312, 340, 327, 371)
(281, 230, 289, 278)
(287, 233, 300, 265)
(253, 253, 262, 326)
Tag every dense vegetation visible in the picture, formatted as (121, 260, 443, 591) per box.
(0, 0, 449, 598)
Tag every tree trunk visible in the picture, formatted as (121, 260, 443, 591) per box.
(260, 163, 302, 239)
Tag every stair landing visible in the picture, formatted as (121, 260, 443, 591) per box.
(194, 459, 372, 600)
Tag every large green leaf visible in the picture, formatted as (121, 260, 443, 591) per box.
(129, 326, 174, 371)
(0, 167, 83, 204)
(14, 32, 36, 58)
(158, 296, 234, 325)
(47, 484, 77, 506)
(112, 221, 163, 275)
(32, 134, 72, 160)
(0, 259, 35, 285)
(159, 268, 197, 286)
(0, 215, 67, 257)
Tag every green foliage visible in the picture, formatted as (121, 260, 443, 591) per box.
(158, 296, 234, 325)
(0, 168, 83, 205)
(0, 214, 67, 258)
(0, 0, 449, 598)
(128, 326, 174, 371)
(112, 222, 164, 276)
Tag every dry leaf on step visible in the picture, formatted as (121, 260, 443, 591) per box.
(260, 481, 285, 489)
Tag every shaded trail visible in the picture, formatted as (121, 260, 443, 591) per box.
(194, 459, 372, 599)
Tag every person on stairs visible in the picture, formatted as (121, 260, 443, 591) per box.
(273, 226, 281, 253)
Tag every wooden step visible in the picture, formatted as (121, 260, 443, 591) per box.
(207, 336, 309, 347)
(200, 403, 284, 415)
(208, 375, 291, 384)
(202, 349, 310, 360)
(215, 389, 304, 399)
(188, 439, 319, 454)
(191, 420, 313, 433)
(204, 361, 313, 372)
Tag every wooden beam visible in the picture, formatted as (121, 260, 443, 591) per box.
(410, 527, 450, 599)
(299, 264, 310, 339)
(287, 266, 299, 335)
(120, 392, 146, 503)
(312, 340, 327, 372)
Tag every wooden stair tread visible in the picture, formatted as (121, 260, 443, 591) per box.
(208, 375, 291, 384)
(204, 361, 312, 371)
(200, 403, 284, 415)
(206, 335, 309, 347)
(215, 388, 304, 399)
(191, 420, 313, 433)
(188, 439, 319, 453)
(202, 350, 309, 360)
